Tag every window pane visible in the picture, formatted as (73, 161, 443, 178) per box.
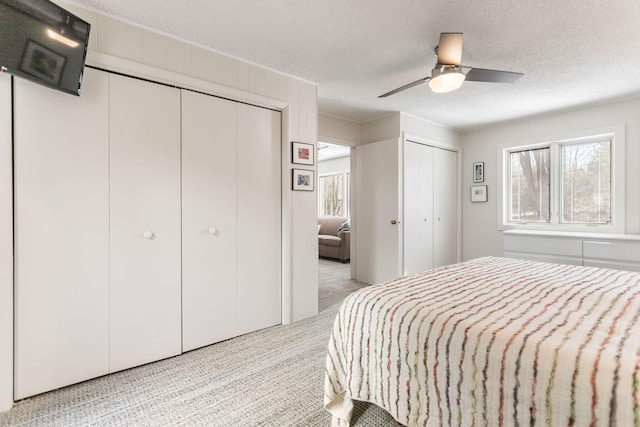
(510, 148, 550, 222)
(561, 140, 611, 224)
(319, 174, 344, 216)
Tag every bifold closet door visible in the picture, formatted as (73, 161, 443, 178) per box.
(181, 90, 238, 352)
(403, 142, 457, 274)
(109, 74, 182, 372)
(236, 104, 281, 335)
(433, 147, 457, 267)
(14, 69, 110, 399)
(403, 141, 434, 276)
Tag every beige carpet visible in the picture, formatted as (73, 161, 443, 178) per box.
(0, 259, 402, 427)
(318, 258, 364, 312)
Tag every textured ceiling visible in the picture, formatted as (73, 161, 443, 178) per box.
(68, 0, 640, 131)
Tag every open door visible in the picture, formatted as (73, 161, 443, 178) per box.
(353, 139, 402, 285)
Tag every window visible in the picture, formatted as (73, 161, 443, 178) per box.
(319, 172, 350, 217)
(501, 127, 624, 232)
(560, 140, 610, 224)
(510, 147, 550, 222)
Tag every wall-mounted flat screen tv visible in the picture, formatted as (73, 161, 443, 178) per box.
(0, 0, 91, 96)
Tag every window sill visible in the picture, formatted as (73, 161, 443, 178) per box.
(498, 221, 624, 235)
(503, 229, 640, 242)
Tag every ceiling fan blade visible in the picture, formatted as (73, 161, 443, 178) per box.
(464, 68, 523, 83)
(436, 32, 463, 66)
(378, 76, 430, 98)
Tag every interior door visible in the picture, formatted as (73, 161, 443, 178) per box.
(109, 74, 182, 372)
(181, 90, 238, 351)
(433, 147, 458, 266)
(236, 104, 282, 335)
(355, 139, 401, 285)
(403, 141, 434, 276)
(14, 69, 110, 399)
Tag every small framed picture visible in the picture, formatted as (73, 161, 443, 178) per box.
(21, 40, 66, 86)
(470, 185, 488, 202)
(292, 141, 314, 165)
(473, 162, 484, 183)
(292, 169, 314, 191)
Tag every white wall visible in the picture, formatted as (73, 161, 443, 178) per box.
(461, 97, 640, 261)
(319, 156, 350, 175)
(400, 112, 462, 145)
(0, 74, 13, 413)
(0, 1, 318, 411)
(318, 113, 361, 146)
(362, 113, 401, 144)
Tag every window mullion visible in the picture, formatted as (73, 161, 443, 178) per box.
(550, 143, 560, 225)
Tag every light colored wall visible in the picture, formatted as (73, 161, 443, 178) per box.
(0, 74, 13, 413)
(319, 156, 350, 175)
(362, 114, 401, 144)
(318, 111, 462, 149)
(400, 112, 462, 147)
(360, 112, 462, 148)
(461, 97, 640, 261)
(0, 2, 318, 411)
(318, 113, 361, 146)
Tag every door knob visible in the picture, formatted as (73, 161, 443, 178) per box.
(143, 230, 154, 240)
(208, 227, 217, 235)
(391, 220, 397, 225)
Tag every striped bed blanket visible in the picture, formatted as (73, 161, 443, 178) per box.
(324, 257, 640, 426)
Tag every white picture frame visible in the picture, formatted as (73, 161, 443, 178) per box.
(471, 185, 487, 202)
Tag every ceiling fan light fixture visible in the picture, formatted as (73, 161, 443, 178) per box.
(428, 65, 465, 93)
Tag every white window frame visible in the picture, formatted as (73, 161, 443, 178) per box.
(497, 125, 625, 233)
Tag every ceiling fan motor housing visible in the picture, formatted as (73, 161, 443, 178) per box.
(429, 64, 466, 93)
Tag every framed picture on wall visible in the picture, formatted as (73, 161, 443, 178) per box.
(292, 169, 315, 191)
(473, 162, 484, 182)
(292, 141, 314, 165)
(471, 185, 488, 202)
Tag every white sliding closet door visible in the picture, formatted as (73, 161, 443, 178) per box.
(14, 69, 110, 399)
(236, 104, 281, 335)
(182, 91, 238, 351)
(433, 148, 457, 267)
(109, 75, 182, 372)
(403, 141, 434, 276)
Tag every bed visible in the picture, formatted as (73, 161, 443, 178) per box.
(324, 257, 640, 426)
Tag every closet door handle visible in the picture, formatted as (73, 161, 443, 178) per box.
(391, 220, 398, 225)
(208, 227, 217, 235)
(143, 230, 154, 240)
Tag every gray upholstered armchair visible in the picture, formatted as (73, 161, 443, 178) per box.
(318, 216, 350, 262)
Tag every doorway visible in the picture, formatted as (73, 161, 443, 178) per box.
(317, 142, 361, 311)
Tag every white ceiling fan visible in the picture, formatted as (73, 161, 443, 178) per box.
(379, 32, 523, 97)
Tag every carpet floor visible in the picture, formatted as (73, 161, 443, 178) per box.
(0, 259, 402, 427)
